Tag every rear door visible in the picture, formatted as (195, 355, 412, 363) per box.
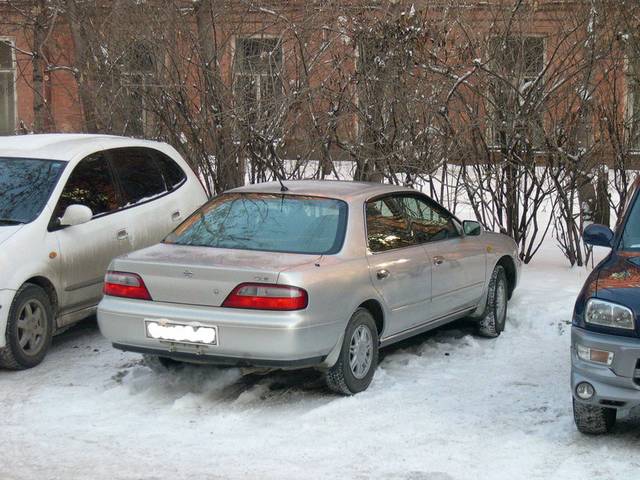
(108, 147, 176, 249)
(52, 152, 133, 315)
(365, 194, 433, 335)
(151, 149, 193, 227)
(400, 195, 486, 319)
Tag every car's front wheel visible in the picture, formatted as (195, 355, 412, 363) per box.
(326, 308, 379, 395)
(573, 398, 616, 434)
(0, 284, 54, 369)
(477, 265, 508, 338)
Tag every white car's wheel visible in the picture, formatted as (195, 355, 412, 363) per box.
(477, 265, 508, 338)
(326, 308, 378, 395)
(0, 284, 53, 370)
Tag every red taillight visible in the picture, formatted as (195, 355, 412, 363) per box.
(222, 283, 308, 311)
(103, 271, 152, 301)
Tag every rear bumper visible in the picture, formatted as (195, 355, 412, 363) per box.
(571, 327, 640, 410)
(97, 296, 342, 368)
(112, 343, 325, 368)
(0, 289, 16, 349)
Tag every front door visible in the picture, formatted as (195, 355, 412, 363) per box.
(399, 195, 486, 320)
(365, 195, 433, 336)
(51, 152, 132, 318)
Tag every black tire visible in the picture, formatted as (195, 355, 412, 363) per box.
(326, 308, 379, 395)
(0, 284, 54, 370)
(477, 265, 508, 338)
(573, 398, 616, 435)
(143, 354, 184, 373)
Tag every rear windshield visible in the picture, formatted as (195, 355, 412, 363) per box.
(165, 193, 348, 255)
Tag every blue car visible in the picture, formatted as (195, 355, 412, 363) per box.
(572, 184, 640, 434)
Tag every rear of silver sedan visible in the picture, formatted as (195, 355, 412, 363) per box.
(97, 246, 344, 367)
(97, 192, 351, 370)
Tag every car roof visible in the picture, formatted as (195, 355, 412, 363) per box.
(0, 133, 169, 162)
(229, 180, 418, 202)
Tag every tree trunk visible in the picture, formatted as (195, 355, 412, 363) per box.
(64, 0, 99, 132)
(194, 0, 242, 191)
(32, 0, 46, 132)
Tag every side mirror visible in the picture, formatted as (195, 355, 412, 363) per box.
(583, 223, 614, 248)
(463, 220, 482, 236)
(59, 204, 93, 227)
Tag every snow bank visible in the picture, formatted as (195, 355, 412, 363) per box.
(0, 247, 638, 479)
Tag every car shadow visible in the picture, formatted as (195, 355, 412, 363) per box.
(51, 314, 101, 348)
(139, 318, 480, 401)
(48, 314, 478, 398)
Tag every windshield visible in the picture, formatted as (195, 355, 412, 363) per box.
(0, 157, 66, 224)
(165, 193, 348, 255)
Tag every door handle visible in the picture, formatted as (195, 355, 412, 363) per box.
(433, 256, 445, 266)
(171, 210, 181, 221)
(116, 229, 129, 241)
(376, 269, 390, 280)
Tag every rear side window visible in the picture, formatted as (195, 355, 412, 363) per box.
(109, 148, 167, 206)
(54, 153, 120, 218)
(152, 151, 187, 190)
(366, 196, 416, 252)
(165, 193, 348, 255)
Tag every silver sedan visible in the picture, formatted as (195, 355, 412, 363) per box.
(97, 181, 520, 394)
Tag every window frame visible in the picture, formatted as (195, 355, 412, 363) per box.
(364, 191, 463, 254)
(232, 34, 284, 115)
(0, 37, 17, 136)
(120, 41, 157, 137)
(486, 35, 546, 151)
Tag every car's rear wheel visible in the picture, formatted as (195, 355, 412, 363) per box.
(0, 284, 54, 370)
(477, 265, 508, 338)
(573, 398, 616, 434)
(326, 308, 378, 395)
(143, 354, 185, 373)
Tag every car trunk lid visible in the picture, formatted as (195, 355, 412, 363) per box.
(111, 243, 318, 307)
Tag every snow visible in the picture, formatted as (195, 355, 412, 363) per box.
(1, 244, 639, 479)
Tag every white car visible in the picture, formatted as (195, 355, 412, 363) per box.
(0, 134, 207, 369)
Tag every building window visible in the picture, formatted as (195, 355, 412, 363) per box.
(489, 36, 545, 149)
(234, 37, 283, 119)
(0, 40, 16, 135)
(121, 41, 155, 137)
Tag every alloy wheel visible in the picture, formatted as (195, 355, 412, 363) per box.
(495, 278, 507, 327)
(349, 324, 373, 379)
(16, 299, 47, 356)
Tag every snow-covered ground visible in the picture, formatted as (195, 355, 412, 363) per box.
(1, 245, 638, 480)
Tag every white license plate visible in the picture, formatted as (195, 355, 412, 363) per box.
(144, 319, 218, 346)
